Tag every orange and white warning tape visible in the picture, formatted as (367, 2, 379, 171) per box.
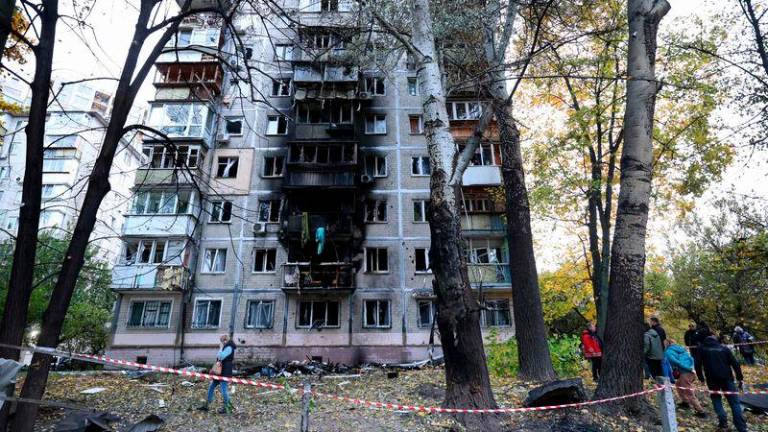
(686, 339, 768, 349)
(673, 384, 768, 396)
(23, 347, 664, 414)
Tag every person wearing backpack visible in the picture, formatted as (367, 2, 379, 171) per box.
(198, 334, 237, 414)
(733, 326, 756, 365)
(644, 322, 665, 378)
(664, 339, 707, 418)
(580, 322, 603, 381)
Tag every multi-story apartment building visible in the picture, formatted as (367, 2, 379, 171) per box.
(107, 0, 514, 366)
(0, 81, 140, 263)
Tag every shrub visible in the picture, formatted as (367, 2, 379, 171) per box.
(485, 332, 584, 378)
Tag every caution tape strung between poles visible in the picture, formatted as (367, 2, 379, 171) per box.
(11, 345, 664, 415)
(686, 339, 768, 349)
(673, 385, 768, 396)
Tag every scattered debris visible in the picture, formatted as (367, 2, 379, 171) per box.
(322, 374, 361, 380)
(125, 414, 165, 432)
(387, 371, 399, 379)
(523, 378, 588, 408)
(158, 399, 166, 408)
(742, 383, 768, 414)
(180, 381, 195, 387)
(80, 387, 107, 394)
(337, 381, 351, 387)
(53, 410, 119, 432)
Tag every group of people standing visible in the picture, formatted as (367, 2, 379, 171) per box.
(581, 318, 756, 432)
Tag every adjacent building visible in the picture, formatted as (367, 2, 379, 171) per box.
(107, 0, 513, 366)
(0, 81, 140, 263)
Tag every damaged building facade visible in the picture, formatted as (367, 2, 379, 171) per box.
(107, 0, 514, 366)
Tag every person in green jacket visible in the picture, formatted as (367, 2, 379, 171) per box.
(644, 322, 664, 378)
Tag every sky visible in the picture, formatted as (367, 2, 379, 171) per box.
(9, 0, 768, 270)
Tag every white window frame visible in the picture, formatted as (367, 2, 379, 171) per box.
(407, 77, 419, 96)
(245, 300, 275, 329)
(127, 300, 173, 329)
(297, 301, 341, 329)
(202, 248, 227, 273)
(191, 298, 223, 329)
(124, 239, 168, 265)
(275, 44, 294, 61)
(365, 247, 389, 273)
(257, 199, 282, 223)
(216, 156, 239, 178)
(364, 199, 388, 223)
(364, 77, 386, 96)
(141, 144, 203, 169)
(363, 299, 391, 328)
(209, 200, 233, 223)
(445, 101, 482, 120)
(414, 248, 431, 273)
(364, 114, 387, 135)
(413, 199, 428, 223)
(417, 300, 434, 328)
(266, 115, 288, 135)
(320, 0, 338, 12)
(132, 191, 193, 215)
(225, 117, 244, 136)
(411, 156, 430, 176)
(364, 154, 387, 178)
(271, 78, 292, 97)
(482, 299, 512, 327)
(252, 248, 277, 273)
(409, 115, 424, 134)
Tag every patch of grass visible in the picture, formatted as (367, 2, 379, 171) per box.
(486, 332, 584, 378)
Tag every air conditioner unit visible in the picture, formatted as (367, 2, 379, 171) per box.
(360, 174, 373, 184)
(358, 91, 371, 99)
(217, 133, 230, 144)
(253, 222, 267, 235)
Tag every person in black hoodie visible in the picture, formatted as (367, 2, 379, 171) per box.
(699, 330, 747, 432)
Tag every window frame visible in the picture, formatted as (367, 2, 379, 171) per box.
(408, 115, 424, 135)
(257, 199, 282, 223)
(296, 300, 341, 329)
(364, 114, 387, 135)
(266, 115, 289, 135)
(216, 156, 239, 178)
(445, 101, 482, 120)
(262, 155, 285, 178)
(364, 199, 388, 223)
(364, 77, 386, 96)
(202, 248, 227, 273)
(209, 200, 233, 223)
(245, 299, 275, 329)
(225, 117, 244, 136)
(365, 247, 389, 273)
(414, 248, 431, 273)
(252, 248, 277, 273)
(363, 299, 391, 329)
(417, 300, 434, 328)
(411, 156, 431, 176)
(191, 298, 223, 329)
(271, 78, 292, 97)
(482, 299, 512, 327)
(127, 300, 173, 329)
(275, 44, 294, 61)
(407, 77, 419, 96)
(364, 154, 387, 178)
(413, 199, 428, 223)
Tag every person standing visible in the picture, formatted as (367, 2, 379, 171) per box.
(700, 331, 748, 432)
(691, 322, 711, 382)
(664, 339, 707, 418)
(732, 326, 756, 366)
(644, 322, 665, 378)
(650, 316, 667, 344)
(580, 322, 603, 381)
(199, 334, 237, 414)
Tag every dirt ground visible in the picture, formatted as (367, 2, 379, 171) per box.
(22, 364, 768, 431)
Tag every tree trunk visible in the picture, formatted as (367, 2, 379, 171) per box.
(11, 2, 184, 428)
(0, 0, 16, 67)
(411, 0, 499, 429)
(594, 0, 669, 404)
(495, 101, 557, 381)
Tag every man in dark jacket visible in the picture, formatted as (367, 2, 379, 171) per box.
(689, 322, 710, 381)
(650, 317, 667, 344)
(699, 333, 747, 432)
(199, 334, 237, 414)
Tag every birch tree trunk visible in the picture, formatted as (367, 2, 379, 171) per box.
(411, 0, 499, 429)
(594, 0, 669, 402)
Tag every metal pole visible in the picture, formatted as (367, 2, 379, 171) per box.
(300, 382, 311, 432)
(656, 376, 678, 432)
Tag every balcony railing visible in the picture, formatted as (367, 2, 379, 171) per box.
(282, 262, 355, 291)
(461, 214, 505, 237)
(122, 214, 197, 237)
(112, 264, 189, 291)
(154, 64, 223, 94)
(462, 165, 502, 186)
(284, 213, 354, 239)
(284, 171, 356, 188)
(467, 263, 511, 285)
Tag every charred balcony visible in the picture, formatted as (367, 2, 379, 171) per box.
(154, 62, 223, 96)
(283, 141, 360, 189)
(281, 262, 355, 292)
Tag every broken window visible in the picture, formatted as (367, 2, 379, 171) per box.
(411, 156, 430, 176)
(365, 248, 388, 272)
(203, 248, 227, 273)
(364, 199, 387, 223)
(192, 299, 222, 328)
(258, 199, 282, 223)
(216, 156, 239, 178)
(363, 300, 391, 328)
(415, 248, 430, 273)
(209, 201, 233, 223)
(253, 249, 277, 273)
(298, 301, 340, 328)
(246, 300, 274, 329)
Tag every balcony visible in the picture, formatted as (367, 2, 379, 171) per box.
(284, 213, 354, 240)
(294, 64, 358, 83)
(467, 263, 511, 286)
(123, 214, 197, 237)
(154, 63, 223, 95)
(461, 214, 505, 238)
(284, 171, 356, 188)
(112, 264, 189, 291)
(134, 166, 202, 186)
(282, 262, 355, 292)
(462, 165, 502, 186)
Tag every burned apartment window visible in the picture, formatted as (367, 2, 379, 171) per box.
(297, 301, 340, 328)
(364, 77, 386, 96)
(263, 156, 285, 177)
(216, 156, 239, 178)
(192, 299, 222, 329)
(418, 301, 434, 327)
(245, 300, 274, 329)
(409, 115, 423, 134)
(258, 199, 282, 223)
(364, 155, 387, 177)
(271, 78, 292, 96)
(365, 248, 388, 273)
(225, 117, 244, 135)
(297, 101, 353, 124)
(363, 300, 391, 328)
(321, 0, 339, 12)
(128, 301, 171, 328)
(411, 156, 430, 176)
(413, 200, 428, 223)
(364, 114, 387, 134)
(407, 77, 419, 96)
(482, 299, 512, 327)
(266, 115, 288, 135)
(209, 201, 233, 223)
(415, 248, 431, 273)
(253, 249, 277, 273)
(364, 199, 387, 223)
(203, 248, 227, 273)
